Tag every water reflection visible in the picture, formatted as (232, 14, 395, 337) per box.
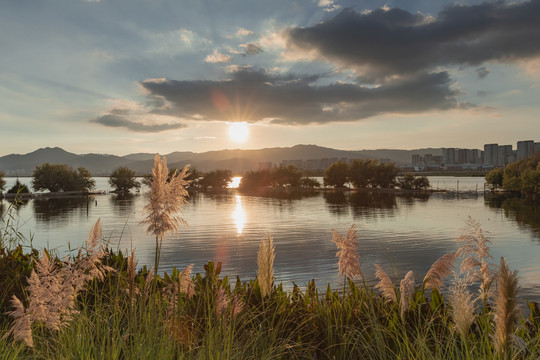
(109, 193, 136, 218)
(323, 191, 349, 217)
(485, 195, 540, 238)
(33, 197, 90, 223)
(233, 195, 246, 235)
(349, 191, 398, 219)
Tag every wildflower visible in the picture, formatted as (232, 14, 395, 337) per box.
(257, 232, 275, 297)
(331, 224, 363, 281)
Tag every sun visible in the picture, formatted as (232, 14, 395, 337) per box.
(228, 122, 249, 143)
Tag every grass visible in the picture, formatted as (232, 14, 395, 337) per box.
(0, 173, 539, 358)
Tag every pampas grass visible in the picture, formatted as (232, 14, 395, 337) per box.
(423, 252, 457, 292)
(331, 224, 363, 281)
(142, 154, 191, 275)
(448, 277, 476, 342)
(493, 257, 520, 359)
(400, 270, 415, 319)
(257, 232, 275, 298)
(374, 264, 397, 303)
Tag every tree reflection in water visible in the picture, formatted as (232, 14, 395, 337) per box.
(32, 197, 90, 223)
(109, 193, 136, 218)
(485, 194, 540, 238)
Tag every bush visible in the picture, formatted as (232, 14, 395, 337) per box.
(299, 177, 320, 188)
(32, 163, 95, 192)
(199, 170, 232, 189)
(109, 167, 140, 193)
(7, 180, 30, 194)
(272, 165, 303, 187)
(485, 168, 504, 189)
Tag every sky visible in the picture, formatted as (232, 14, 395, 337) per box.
(1, 0, 540, 156)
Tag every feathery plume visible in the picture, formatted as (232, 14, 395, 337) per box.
(456, 216, 494, 302)
(257, 232, 275, 297)
(231, 294, 244, 319)
(179, 264, 195, 299)
(3, 296, 33, 347)
(493, 257, 520, 358)
(374, 264, 397, 303)
(423, 252, 457, 292)
(142, 155, 191, 274)
(399, 271, 415, 319)
(331, 224, 363, 280)
(126, 249, 140, 300)
(215, 287, 229, 318)
(448, 277, 476, 341)
(142, 266, 155, 301)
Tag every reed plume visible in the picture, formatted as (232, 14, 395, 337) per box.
(257, 232, 275, 297)
(331, 224, 363, 281)
(399, 270, 415, 320)
(231, 294, 244, 319)
(126, 249, 140, 300)
(142, 154, 191, 275)
(179, 264, 195, 299)
(423, 252, 457, 292)
(374, 264, 397, 303)
(456, 216, 494, 303)
(5, 219, 111, 347)
(493, 257, 520, 359)
(448, 277, 476, 341)
(215, 287, 229, 318)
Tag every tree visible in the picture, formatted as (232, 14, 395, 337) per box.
(323, 161, 350, 188)
(109, 167, 141, 193)
(350, 159, 376, 188)
(299, 177, 320, 188)
(485, 168, 504, 190)
(7, 180, 30, 194)
(32, 163, 95, 192)
(396, 173, 415, 190)
(0, 171, 5, 194)
(239, 169, 273, 191)
(371, 162, 399, 188)
(272, 165, 303, 187)
(412, 176, 430, 190)
(199, 170, 232, 189)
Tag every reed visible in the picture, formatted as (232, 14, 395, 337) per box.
(257, 232, 275, 298)
(331, 224, 363, 282)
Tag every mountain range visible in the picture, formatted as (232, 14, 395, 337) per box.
(0, 145, 442, 176)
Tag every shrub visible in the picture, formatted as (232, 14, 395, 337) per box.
(32, 163, 95, 192)
(109, 167, 140, 193)
(323, 161, 350, 188)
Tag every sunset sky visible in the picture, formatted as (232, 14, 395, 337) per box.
(2, 0, 540, 156)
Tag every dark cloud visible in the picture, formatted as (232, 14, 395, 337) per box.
(241, 43, 263, 56)
(476, 67, 490, 79)
(140, 68, 460, 125)
(91, 114, 186, 132)
(286, 1, 540, 81)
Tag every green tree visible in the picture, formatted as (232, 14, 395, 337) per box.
(350, 159, 376, 188)
(412, 176, 430, 190)
(299, 177, 320, 188)
(371, 162, 399, 188)
(7, 179, 30, 194)
(485, 168, 504, 190)
(199, 169, 232, 189)
(396, 173, 415, 190)
(239, 169, 273, 191)
(520, 168, 540, 198)
(109, 166, 141, 193)
(272, 165, 303, 187)
(32, 163, 95, 192)
(502, 162, 522, 192)
(323, 161, 350, 188)
(0, 171, 5, 194)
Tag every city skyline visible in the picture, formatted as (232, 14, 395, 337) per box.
(2, 0, 540, 156)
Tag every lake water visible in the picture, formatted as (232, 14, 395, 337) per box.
(1, 176, 539, 302)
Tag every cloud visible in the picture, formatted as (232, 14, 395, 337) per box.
(139, 68, 461, 125)
(235, 28, 254, 37)
(286, 1, 540, 81)
(91, 114, 186, 132)
(476, 67, 490, 79)
(204, 49, 233, 63)
(240, 43, 263, 56)
(317, 0, 341, 12)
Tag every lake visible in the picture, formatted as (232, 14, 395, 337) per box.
(1, 176, 539, 302)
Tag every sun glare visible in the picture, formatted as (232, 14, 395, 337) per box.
(228, 122, 249, 143)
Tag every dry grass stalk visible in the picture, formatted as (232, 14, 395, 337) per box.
(374, 264, 397, 303)
(423, 252, 457, 292)
(257, 232, 275, 297)
(448, 277, 476, 341)
(456, 216, 494, 302)
(126, 249, 140, 300)
(399, 271, 415, 319)
(179, 264, 195, 299)
(215, 287, 229, 318)
(231, 294, 244, 319)
(5, 219, 112, 347)
(142, 154, 191, 274)
(142, 266, 155, 301)
(493, 257, 520, 359)
(331, 224, 363, 281)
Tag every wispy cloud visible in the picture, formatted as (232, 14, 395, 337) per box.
(91, 114, 186, 132)
(204, 49, 232, 63)
(240, 43, 263, 56)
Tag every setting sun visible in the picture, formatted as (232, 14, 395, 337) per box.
(228, 122, 249, 143)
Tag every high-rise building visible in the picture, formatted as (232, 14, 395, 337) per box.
(484, 144, 498, 166)
(412, 154, 421, 165)
(497, 145, 513, 166)
(535, 142, 540, 154)
(442, 148, 456, 165)
(517, 140, 535, 160)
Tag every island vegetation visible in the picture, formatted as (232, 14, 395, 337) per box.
(486, 152, 540, 199)
(32, 163, 95, 193)
(108, 166, 141, 193)
(0, 155, 538, 359)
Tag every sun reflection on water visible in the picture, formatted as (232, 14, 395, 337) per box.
(233, 195, 246, 235)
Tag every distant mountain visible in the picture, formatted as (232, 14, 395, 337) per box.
(0, 145, 445, 176)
